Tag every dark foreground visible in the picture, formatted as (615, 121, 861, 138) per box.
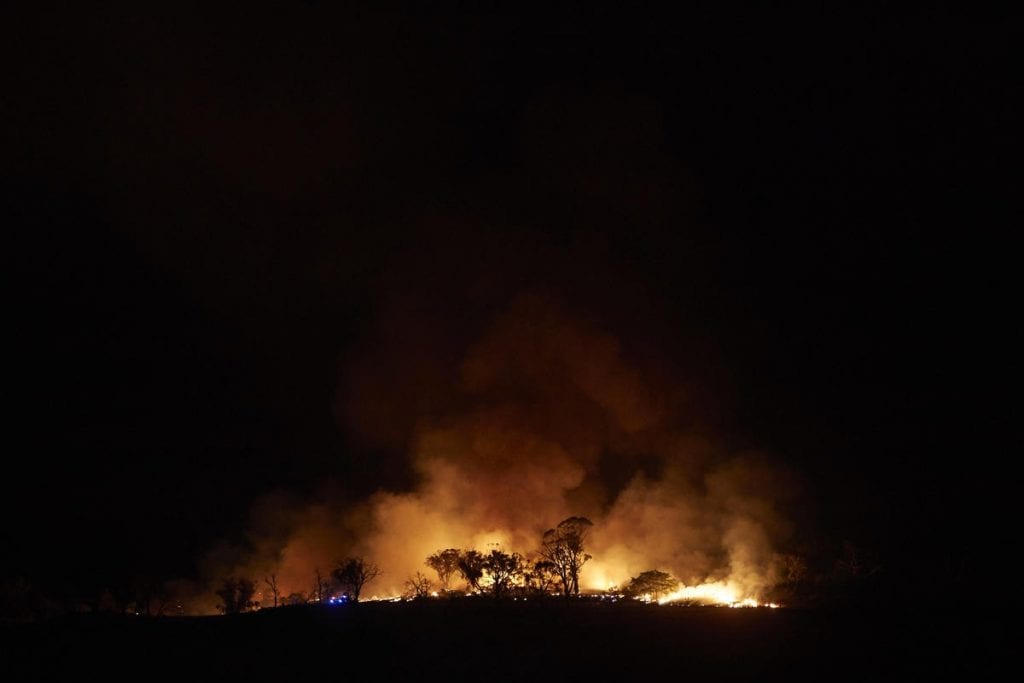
(1, 601, 1008, 680)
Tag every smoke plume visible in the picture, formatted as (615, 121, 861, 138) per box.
(189, 231, 802, 609)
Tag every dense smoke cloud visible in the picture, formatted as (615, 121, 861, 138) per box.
(188, 231, 802, 608)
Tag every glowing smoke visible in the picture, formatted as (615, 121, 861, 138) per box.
(357, 290, 801, 599)
(183, 279, 802, 612)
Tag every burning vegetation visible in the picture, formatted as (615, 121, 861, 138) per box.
(214, 514, 785, 612)
(0, 274, 885, 622)
(176, 288, 827, 615)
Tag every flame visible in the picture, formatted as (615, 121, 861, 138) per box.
(188, 291, 803, 613)
(656, 581, 737, 605)
(730, 598, 759, 608)
(654, 581, 773, 607)
(582, 560, 780, 608)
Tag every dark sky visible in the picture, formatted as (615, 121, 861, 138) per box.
(4, 6, 1013, 599)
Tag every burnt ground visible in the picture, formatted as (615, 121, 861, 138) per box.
(0, 601, 1008, 680)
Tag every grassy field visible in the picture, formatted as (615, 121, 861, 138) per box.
(1, 600, 1007, 679)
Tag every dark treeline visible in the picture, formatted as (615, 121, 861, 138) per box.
(1, 517, 885, 621)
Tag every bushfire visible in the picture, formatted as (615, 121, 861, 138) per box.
(196, 293, 802, 616)
(233, 517, 785, 614)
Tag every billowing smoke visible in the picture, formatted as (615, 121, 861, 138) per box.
(347, 291, 799, 598)
(187, 232, 802, 610)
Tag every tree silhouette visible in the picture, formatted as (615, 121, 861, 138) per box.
(263, 573, 280, 608)
(457, 550, 485, 592)
(482, 550, 524, 597)
(426, 548, 461, 592)
(404, 572, 433, 600)
(834, 541, 880, 580)
(766, 553, 809, 606)
(523, 559, 560, 595)
(829, 541, 883, 606)
(539, 517, 593, 596)
(332, 557, 381, 602)
(130, 576, 170, 616)
(283, 591, 307, 606)
(215, 577, 257, 614)
(623, 570, 679, 602)
(0, 577, 59, 621)
(776, 553, 808, 584)
(311, 568, 329, 603)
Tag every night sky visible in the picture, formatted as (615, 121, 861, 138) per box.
(4, 6, 1013, 603)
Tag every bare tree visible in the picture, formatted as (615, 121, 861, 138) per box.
(150, 587, 171, 617)
(623, 570, 678, 602)
(426, 548, 462, 592)
(404, 572, 433, 600)
(312, 568, 329, 603)
(766, 553, 810, 605)
(332, 557, 382, 603)
(835, 541, 880, 580)
(539, 517, 593, 596)
(457, 550, 485, 592)
(215, 577, 257, 614)
(263, 574, 280, 608)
